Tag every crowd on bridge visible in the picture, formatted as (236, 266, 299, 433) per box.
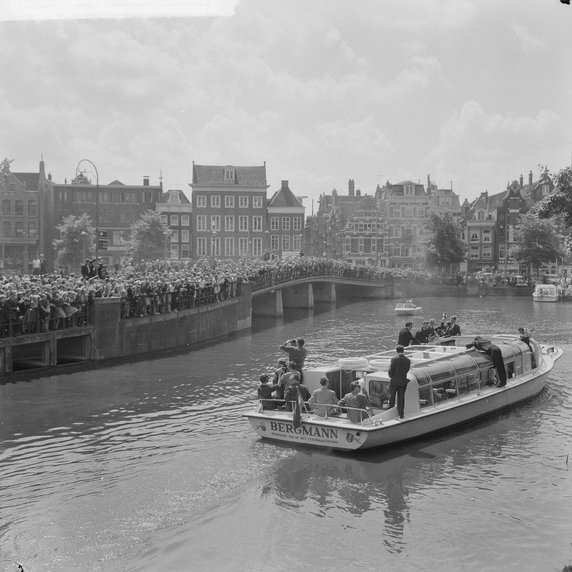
(0, 255, 536, 338)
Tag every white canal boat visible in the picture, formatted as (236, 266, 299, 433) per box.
(244, 335, 562, 452)
(394, 300, 423, 315)
(532, 284, 560, 302)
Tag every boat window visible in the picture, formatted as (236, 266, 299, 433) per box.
(419, 385, 432, 407)
(467, 371, 480, 392)
(367, 379, 389, 408)
(506, 362, 515, 379)
(410, 369, 431, 387)
(426, 362, 456, 383)
(469, 353, 495, 369)
(449, 355, 479, 375)
(456, 376, 469, 396)
(432, 379, 457, 400)
(514, 354, 523, 376)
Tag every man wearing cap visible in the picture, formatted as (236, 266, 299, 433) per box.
(388, 345, 411, 419)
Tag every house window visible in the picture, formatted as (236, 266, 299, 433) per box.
(211, 195, 220, 208)
(211, 237, 220, 257)
(293, 217, 302, 231)
(470, 231, 479, 242)
(252, 196, 263, 208)
(2, 221, 11, 238)
(196, 215, 207, 231)
(28, 222, 38, 238)
(482, 247, 492, 259)
(170, 244, 179, 258)
(239, 196, 249, 208)
(483, 230, 492, 242)
(282, 235, 291, 250)
(160, 214, 168, 224)
(181, 230, 190, 242)
(271, 235, 279, 250)
(197, 237, 207, 256)
(181, 215, 190, 226)
(404, 185, 415, 196)
(225, 215, 235, 232)
(270, 217, 279, 230)
(170, 215, 179, 226)
(225, 237, 235, 257)
(253, 237, 262, 256)
(2, 199, 10, 215)
(225, 196, 234, 208)
(28, 200, 37, 216)
(224, 169, 234, 181)
(15, 221, 24, 238)
(239, 216, 248, 231)
(196, 195, 207, 208)
(293, 235, 301, 251)
(542, 184, 550, 196)
(282, 217, 291, 231)
(171, 230, 179, 243)
(211, 215, 220, 232)
(239, 237, 248, 256)
(393, 245, 401, 257)
(181, 245, 190, 258)
(253, 216, 262, 231)
(470, 245, 480, 259)
(15, 200, 24, 215)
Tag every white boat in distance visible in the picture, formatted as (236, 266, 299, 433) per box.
(394, 300, 422, 315)
(244, 335, 562, 452)
(532, 283, 560, 302)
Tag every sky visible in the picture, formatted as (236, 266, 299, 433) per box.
(0, 0, 571, 210)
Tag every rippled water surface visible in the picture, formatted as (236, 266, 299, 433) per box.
(1, 296, 572, 572)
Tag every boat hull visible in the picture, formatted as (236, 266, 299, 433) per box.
(244, 367, 553, 452)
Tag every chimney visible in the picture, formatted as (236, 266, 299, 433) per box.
(519, 174, 523, 187)
(48, 173, 52, 181)
(143, 176, 149, 186)
(281, 180, 288, 190)
(529, 170, 533, 186)
(348, 179, 355, 196)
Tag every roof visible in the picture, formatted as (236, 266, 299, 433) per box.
(13, 172, 40, 190)
(192, 164, 268, 188)
(162, 189, 191, 204)
(268, 184, 303, 208)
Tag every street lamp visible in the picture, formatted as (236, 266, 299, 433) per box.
(76, 159, 99, 259)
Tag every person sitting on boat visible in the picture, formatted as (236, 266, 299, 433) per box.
(388, 344, 411, 420)
(435, 313, 448, 336)
(398, 322, 420, 346)
(427, 319, 437, 338)
(309, 376, 340, 417)
(443, 315, 461, 337)
(280, 338, 307, 381)
(465, 336, 507, 387)
(415, 321, 431, 344)
(284, 378, 311, 412)
(338, 381, 371, 423)
(257, 374, 280, 410)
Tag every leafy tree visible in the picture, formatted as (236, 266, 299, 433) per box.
(511, 214, 564, 275)
(535, 166, 572, 227)
(424, 212, 465, 272)
(53, 214, 94, 272)
(128, 210, 171, 263)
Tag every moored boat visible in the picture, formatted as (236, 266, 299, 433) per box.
(243, 335, 562, 452)
(532, 284, 560, 302)
(394, 300, 422, 315)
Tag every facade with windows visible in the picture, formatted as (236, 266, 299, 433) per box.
(376, 180, 429, 268)
(157, 189, 192, 260)
(267, 180, 305, 258)
(0, 158, 49, 273)
(47, 174, 162, 269)
(190, 163, 269, 259)
(339, 208, 388, 266)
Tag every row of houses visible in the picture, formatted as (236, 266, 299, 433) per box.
(0, 159, 304, 273)
(0, 156, 560, 275)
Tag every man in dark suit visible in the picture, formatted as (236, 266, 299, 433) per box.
(388, 345, 411, 419)
(398, 322, 420, 346)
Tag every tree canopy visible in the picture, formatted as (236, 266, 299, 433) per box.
(424, 212, 465, 271)
(53, 213, 94, 271)
(128, 210, 171, 263)
(511, 213, 563, 274)
(535, 166, 572, 227)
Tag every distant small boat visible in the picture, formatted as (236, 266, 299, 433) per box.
(394, 301, 422, 315)
(532, 284, 560, 303)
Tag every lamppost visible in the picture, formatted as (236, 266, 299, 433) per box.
(76, 159, 99, 259)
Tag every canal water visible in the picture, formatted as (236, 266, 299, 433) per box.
(1, 296, 572, 572)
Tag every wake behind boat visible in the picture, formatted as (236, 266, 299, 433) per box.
(394, 300, 422, 315)
(243, 335, 562, 452)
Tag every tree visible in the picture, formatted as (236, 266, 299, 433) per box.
(535, 166, 572, 227)
(511, 214, 563, 275)
(424, 213, 465, 272)
(128, 210, 171, 263)
(53, 214, 94, 272)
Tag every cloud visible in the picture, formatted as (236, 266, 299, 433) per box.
(510, 23, 546, 54)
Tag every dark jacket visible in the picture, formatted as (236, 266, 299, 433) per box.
(388, 353, 411, 387)
(398, 328, 419, 346)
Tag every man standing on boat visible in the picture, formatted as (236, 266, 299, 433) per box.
(388, 345, 411, 420)
(465, 336, 507, 387)
(338, 381, 371, 423)
(280, 338, 307, 381)
(398, 322, 420, 346)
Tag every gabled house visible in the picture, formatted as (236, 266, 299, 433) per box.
(267, 180, 305, 258)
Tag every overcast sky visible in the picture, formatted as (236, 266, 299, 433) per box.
(1, 0, 571, 209)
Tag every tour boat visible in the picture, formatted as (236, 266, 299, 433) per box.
(244, 335, 562, 452)
(532, 284, 560, 303)
(394, 300, 422, 315)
